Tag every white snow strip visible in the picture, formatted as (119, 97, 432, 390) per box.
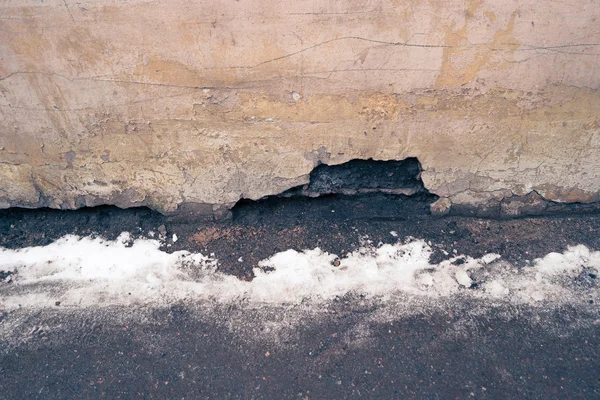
(0, 234, 598, 310)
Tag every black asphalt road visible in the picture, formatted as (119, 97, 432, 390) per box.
(1, 303, 598, 399)
(1, 196, 599, 399)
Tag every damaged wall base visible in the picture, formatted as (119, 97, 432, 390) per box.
(0, 0, 599, 218)
(226, 159, 600, 222)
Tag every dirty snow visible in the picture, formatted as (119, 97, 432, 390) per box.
(0, 233, 598, 311)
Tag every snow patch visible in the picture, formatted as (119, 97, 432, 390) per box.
(0, 234, 598, 311)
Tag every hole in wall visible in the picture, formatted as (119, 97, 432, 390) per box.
(292, 157, 427, 197)
(232, 158, 438, 221)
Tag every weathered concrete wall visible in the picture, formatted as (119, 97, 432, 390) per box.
(1, 0, 599, 217)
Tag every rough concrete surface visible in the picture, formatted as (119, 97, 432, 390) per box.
(1, 0, 599, 216)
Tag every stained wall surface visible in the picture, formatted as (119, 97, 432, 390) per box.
(1, 0, 599, 216)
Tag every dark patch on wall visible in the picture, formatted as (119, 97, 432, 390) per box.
(305, 158, 426, 196)
(232, 158, 438, 221)
(272, 157, 432, 200)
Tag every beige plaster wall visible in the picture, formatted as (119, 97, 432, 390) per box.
(1, 0, 599, 216)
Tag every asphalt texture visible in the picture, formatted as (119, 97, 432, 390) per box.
(1, 193, 599, 399)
